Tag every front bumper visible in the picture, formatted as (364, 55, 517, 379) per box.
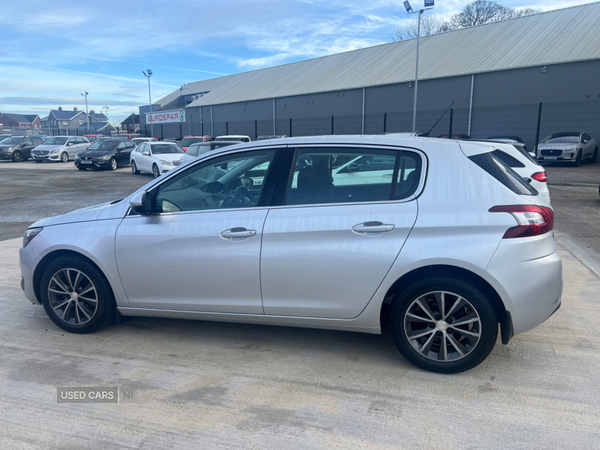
(0, 152, 14, 160)
(538, 150, 577, 161)
(76, 158, 111, 168)
(32, 153, 61, 162)
(19, 243, 42, 305)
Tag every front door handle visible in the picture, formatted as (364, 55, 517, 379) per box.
(220, 227, 257, 241)
(352, 221, 395, 236)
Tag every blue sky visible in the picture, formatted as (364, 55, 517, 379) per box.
(0, 0, 593, 123)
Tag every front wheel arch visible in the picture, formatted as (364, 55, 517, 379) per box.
(380, 265, 509, 341)
(33, 250, 115, 307)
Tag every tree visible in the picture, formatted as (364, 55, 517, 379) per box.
(393, 0, 540, 41)
(393, 15, 445, 41)
(444, 0, 539, 30)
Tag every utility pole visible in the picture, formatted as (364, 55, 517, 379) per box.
(404, 0, 435, 134)
(142, 70, 154, 137)
(80, 91, 89, 129)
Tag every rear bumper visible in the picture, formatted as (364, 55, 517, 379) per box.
(485, 235, 562, 336)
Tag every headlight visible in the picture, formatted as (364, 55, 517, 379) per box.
(23, 227, 43, 248)
(101, 154, 112, 160)
(160, 160, 171, 165)
(51, 149, 60, 154)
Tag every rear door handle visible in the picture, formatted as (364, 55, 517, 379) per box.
(352, 221, 395, 236)
(220, 227, 257, 241)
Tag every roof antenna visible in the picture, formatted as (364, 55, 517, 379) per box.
(420, 101, 455, 137)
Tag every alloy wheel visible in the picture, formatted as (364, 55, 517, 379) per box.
(12, 151, 23, 162)
(61, 152, 68, 163)
(403, 291, 481, 362)
(153, 164, 160, 178)
(110, 158, 118, 170)
(47, 268, 98, 325)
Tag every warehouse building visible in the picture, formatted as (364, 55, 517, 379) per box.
(141, 2, 600, 149)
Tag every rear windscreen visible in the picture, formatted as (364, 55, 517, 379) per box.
(469, 152, 538, 196)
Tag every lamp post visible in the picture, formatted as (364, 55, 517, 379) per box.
(80, 91, 89, 129)
(142, 70, 154, 137)
(404, 0, 435, 134)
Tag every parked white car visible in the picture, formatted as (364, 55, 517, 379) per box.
(537, 132, 598, 166)
(130, 142, 185, 178)
(31, 136, 91, 163)
(472, 139, 550, 204)
(20, 135, 561, 373)
(216, 135, 251, 143)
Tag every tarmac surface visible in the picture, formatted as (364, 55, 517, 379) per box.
(1, 160, 600, 449)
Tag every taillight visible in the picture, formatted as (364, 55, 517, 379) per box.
(489, 205, 554, 238)
(531, 172, 547, 182)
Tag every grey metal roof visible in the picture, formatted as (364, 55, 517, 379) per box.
(162, 2, 600, 109)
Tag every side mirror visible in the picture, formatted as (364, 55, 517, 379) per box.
(129, 190, 152, 215)
(347, 163, 360, 172)
(143, 150, 150, 156)
(583, 139, 589, 144)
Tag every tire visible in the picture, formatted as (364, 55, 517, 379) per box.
(109, 157, 118, 171)
(152, 164, 160, 178)
(389, 276, 498, 374)
(131, 160, 139, 174)
(594, 147, 598, 163)
(12, 150, 23, 162)
(61, 152, 69, 163)
(40, 256, 115, 334)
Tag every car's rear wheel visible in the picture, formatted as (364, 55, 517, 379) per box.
(12, 150, 23, 162)
(152, 164, 160, 178)
(109, 157, 118, 171)
(61, 152, 69, 163)
(40, 256, 115, 334)
(131, 160, 139, 174)
(390, 276, 498, 373)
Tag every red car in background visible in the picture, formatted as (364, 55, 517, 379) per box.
(179, 135, 212, 151)
(83, 134, 106, 142)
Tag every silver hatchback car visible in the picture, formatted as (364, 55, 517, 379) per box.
(19, 135, 562, 373)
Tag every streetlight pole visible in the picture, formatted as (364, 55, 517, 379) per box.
(404, 0, 435, 134)
(80, 91, 89, 129)
(142, 70, 154, 137)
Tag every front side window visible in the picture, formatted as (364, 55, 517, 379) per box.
(154, 149, 277, 213)
(187, 145, 199, 157)
(285, 147, 421, 206)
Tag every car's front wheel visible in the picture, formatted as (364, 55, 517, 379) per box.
(12, 150, 23, 162)
(109, 157, 118, 171)
(131, 160, 139, 174)
(40, 256, 115, 333)
(61, 152, 69, 163)
(152, 164, 160, 178)
(390, 276, 498, 373)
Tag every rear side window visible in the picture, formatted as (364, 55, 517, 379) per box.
(491, 150, 525, 168)
(469, 152, 537, 196)
(187, 145, 199, 157)
(285, 147, 421, 206)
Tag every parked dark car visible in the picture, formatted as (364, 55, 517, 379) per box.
(0, 136, 45, 162)
(74, 139, 136, 170)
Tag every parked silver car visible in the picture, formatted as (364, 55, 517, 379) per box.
(19, 135, 561, 373)
(31, 136, 91, 163)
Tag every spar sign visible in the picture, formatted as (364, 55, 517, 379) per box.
(146, 109, 185, 124)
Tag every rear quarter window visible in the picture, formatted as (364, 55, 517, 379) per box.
(491, 150, 525, 168)
(469, 152, 538, 196)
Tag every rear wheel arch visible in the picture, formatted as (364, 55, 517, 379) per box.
(380, 265, 508, 340)
(33, 250, 115, 306)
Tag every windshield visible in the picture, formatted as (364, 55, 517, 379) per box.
(541, 133, 579, 144)
(112, 136, 129, 141)
(44, 137, 68, 145)
(2, 137, 23, 145)
(152, 144, 184, 154)
(89, 141, 119, 151)
(179, 137, 205, 147)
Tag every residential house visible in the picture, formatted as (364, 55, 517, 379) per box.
(0, 113, 41, 129)
(42, 107, 110, 132)
(121, 114, 140, 133)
